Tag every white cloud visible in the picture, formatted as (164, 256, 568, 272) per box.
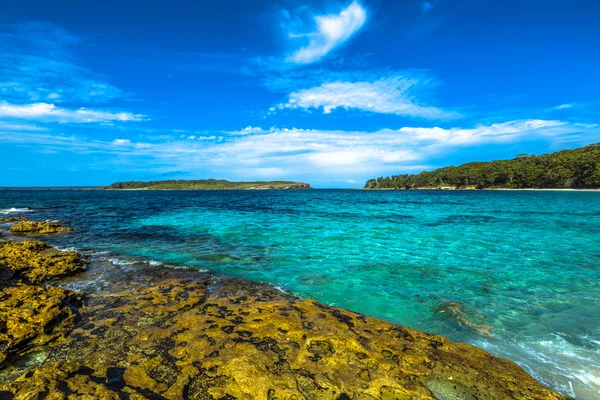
(112, 138, 151, 149)
(227, 126, 268, 135)
(275, 76, 459, 119)
(286, 1, 367, 64)
(0, 101, 145, 123)
(3, 119, 597, 185)
(0, 121, 48, 132)
(174, 119, 594, 180)
(554, 103, 575, 110)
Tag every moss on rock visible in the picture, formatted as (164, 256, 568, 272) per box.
(0, 283, 81, 366)
(0, 269, 565, 400)
(0, 241, 85, 284)
(0, 217, 25, 223)
(9, 220, 73, 235)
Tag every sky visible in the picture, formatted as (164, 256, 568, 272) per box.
(1, 0, 599, 188)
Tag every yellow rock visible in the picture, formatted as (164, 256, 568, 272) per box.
(0, 217, 25, 223)
(0, 284, 81, 366)
(0, 272, 565, 399)
(0, 241, 85, 284)
(10, 220, 72, 235)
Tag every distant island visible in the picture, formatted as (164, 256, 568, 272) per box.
(365, 143, 600, 190)
(105, 179, 312, 190)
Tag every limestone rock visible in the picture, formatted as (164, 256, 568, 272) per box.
(0, 283, 81, 366)
(0, 271, 565, 399)
(0, 241, 85, 284)
(0, 217, 25, 223)
(10, 220, 72, 235)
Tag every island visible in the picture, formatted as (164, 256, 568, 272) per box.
(105, 179, 312, 190)
(365, 142, 600, 190)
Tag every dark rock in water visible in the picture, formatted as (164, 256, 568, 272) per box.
(9, 220, 72, 235)
(0, 266, 14, 289)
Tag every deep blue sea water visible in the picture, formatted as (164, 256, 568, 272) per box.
(1, 189, 599, 399)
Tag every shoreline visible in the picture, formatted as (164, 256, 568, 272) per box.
(363, 187, 600, 192)
(3, 186, 600, 192)
(0, 219, 566, 399)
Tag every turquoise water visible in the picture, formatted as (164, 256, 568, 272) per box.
(1, 190, 599, 398)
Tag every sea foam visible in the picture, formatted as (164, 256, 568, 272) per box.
(0, 207, 32, 215)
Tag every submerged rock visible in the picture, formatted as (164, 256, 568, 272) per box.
(0, 267, 565, 399)
(0, 283, 81, 366)
(0, 241, 86, 284)
(434, 300, 492, 335)
(9, 220, 72, 235)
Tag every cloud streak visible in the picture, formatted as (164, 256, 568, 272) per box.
(3, 119, 597, 185)
(285, 1, 367, 65)
(0, 101, 146, 123)
(0, 22, 123, 104)
(273, 75, 459, 119)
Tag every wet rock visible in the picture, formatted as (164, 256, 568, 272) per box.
(0, 283, 81, 366)
(0, 241, 85, 284)
(0, 239, 86, 370)
(425, 376, 477, 400)
(9, 220, 72, 235)
(0, 272, 565, 399)
(0, 217, 25, 223)
(434, 300, 491, 335)
(0, 266, 14, 288)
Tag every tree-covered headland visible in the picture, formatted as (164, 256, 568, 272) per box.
(365, 143, 600, 190)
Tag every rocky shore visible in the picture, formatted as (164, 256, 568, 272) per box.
(0, 218, 566, 399)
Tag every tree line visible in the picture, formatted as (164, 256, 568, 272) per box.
(365, 143, 600, 189)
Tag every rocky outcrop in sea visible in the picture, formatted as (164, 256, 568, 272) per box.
(0, 218, 565, 399)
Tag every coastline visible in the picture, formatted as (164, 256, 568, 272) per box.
(104, 187, 313, 191)
(0, 219, 566, 399)
(104, 180, 313, 191)
(363, 187, 600, 191)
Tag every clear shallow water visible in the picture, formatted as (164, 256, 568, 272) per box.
(1, 189, 599, 399)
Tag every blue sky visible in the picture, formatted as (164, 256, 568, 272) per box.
(1, 0, 599, 187)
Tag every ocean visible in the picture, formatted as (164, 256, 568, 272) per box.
(1, 189, 598, 399)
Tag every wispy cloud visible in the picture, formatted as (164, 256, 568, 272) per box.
(553, 103, 575, 110)
(0, 22, 123, 104)
(112, 138, 152, 148)
(0, 121, 48, 132)
(272, 75, 459, 119)
(284, 1, 367, 65)
(0, 101, 145, 123)
(3, 119, 597, 185)
(226, 126, 269, 135)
